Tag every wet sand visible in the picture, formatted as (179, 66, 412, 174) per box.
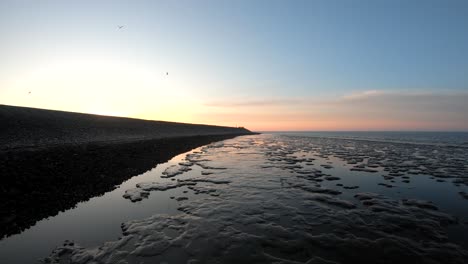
(43, 134, 468, 264)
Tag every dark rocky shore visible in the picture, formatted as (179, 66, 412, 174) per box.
(0, 104, 255, 239)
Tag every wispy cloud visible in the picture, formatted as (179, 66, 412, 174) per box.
(340, 90, 384, 100)
(199, 90, 468, 131)
(204, 98, 302, 107)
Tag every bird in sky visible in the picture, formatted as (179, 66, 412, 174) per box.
(166, 72, 168, 76)
(118, 25, 125, 29)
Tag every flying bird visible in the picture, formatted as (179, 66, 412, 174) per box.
(118, 25, 125, 29)
(166, 72, 168, 76)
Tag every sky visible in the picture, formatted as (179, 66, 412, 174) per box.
(1, 0, 467, 131)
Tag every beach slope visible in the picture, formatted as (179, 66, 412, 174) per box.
(0, 104, 253, 151)
(0, 104, 255, 238)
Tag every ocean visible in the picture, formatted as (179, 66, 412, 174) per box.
(272, 131, 468, 146)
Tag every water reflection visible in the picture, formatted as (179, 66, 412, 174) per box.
(2, 134, 468, 263)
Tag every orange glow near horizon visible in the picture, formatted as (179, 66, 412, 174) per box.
(1, 1, 468, 134)
(1, 62, 468, 132)
(2, 98, 468, 132)
(191, 117, 466, 132)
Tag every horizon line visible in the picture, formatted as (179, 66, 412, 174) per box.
(258, 130, 468, 133)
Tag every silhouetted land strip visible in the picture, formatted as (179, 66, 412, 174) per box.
(0, 105, 255, 238)
(0, 104, 252, 151)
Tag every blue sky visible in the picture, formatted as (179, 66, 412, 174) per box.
(1, 0, 467, 130)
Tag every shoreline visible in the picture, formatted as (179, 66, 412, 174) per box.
(0, 134, 251, 239)
(0, 104, 256, 239)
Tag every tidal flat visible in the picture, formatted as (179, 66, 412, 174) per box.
(3, 133, 468, 263)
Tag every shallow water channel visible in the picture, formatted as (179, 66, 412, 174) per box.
(0, 148, 206, 264)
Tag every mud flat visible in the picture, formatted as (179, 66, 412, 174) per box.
(0, 104, 254, 239)
(44, 134, 468, 264)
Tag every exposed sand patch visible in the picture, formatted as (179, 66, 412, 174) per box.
(44, 135, 468, 263)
